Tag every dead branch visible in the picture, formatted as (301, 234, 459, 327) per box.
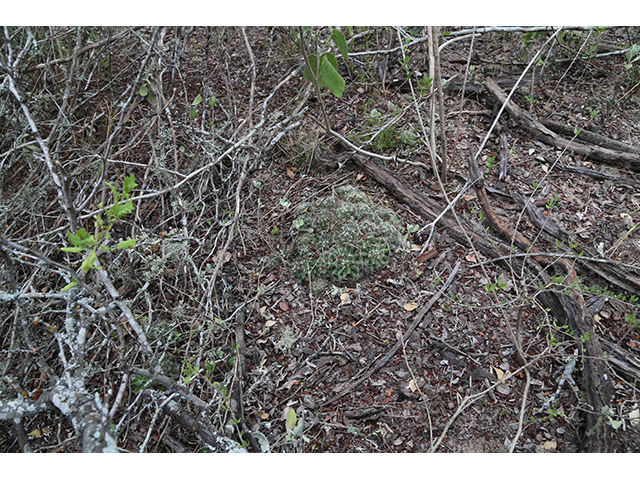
(484, 77, 640, 172)
(538, 118, 640, 155)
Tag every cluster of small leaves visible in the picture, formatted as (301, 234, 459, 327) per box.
(625, 44, 640, 84)
(61, 174, 138, 291)
(290, 186, 405, 285)
(353, 105, 419, 154)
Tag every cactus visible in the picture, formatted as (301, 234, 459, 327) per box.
(290, 185, 405, 287)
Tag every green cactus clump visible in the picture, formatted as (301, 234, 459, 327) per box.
(290, 185, 405, 286)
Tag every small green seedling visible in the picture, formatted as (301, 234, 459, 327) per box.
(61, 174, 138, 291)
(285, 407, 309, 443)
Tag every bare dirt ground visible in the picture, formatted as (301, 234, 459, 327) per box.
(2, 26, 640, 453)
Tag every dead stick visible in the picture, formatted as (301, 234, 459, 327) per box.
(319, 261, 461, 408)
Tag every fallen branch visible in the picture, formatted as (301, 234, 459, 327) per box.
(541, 159, 640, 189)
(484, 77, 640, 172)
(467, 155, 613, 452)
(510, 191, 640, 296)
(538, 118, 640, 155)
(155, 392, 246, 453)
(537, 289, 613, 452)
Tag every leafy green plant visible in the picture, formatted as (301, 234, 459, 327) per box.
(352, 105, 419, 153)
(61, 174, 138, 291)
(484, 155, 497, 171)
(181, 359, 200, 385)
(138, 76, 157, 105)
(416, 75, 433, 97)
(485, 275, 507, 294)
(588, 406, 623, 435)
(300, 27, 349, 99)
(624, 44, 640, 83)
(625, 312, 638, 327)
(189, 94, 202, 119)
(285, 407, 309, 444)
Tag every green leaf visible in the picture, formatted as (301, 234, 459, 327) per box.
(61, 246, 84, 253)
(322, 52, 339, 70)
(61, 280, 77, 292)
(106, 181, 120, 204)
(67, 229, 97, 248)
(110, 199, 134, 219)
(189, 108, 198, 120)
(80, 249, 97, 273)
(303, 54, 319, 84)
(286, 407, 297, 431)
(139, 84, 148, 97)
(319, 54, 345, 98)
(192, 94, 203, 106)
(331, 29, 349, 63)
(123, 174, 138, 194)
(610, 419, 623, 429)
(115, 239, 136, 249)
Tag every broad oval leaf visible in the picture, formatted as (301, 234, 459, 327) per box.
(139, 84, 148, 97)
(330, 29, 349, 63)
(322, 52, 339, 70)
(403, 301, 418, 311)
(319, 55, 345, 98)
(251, 431, 270, 453)
(192, 94, 202, 106)
(286, 407, 297, 431)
